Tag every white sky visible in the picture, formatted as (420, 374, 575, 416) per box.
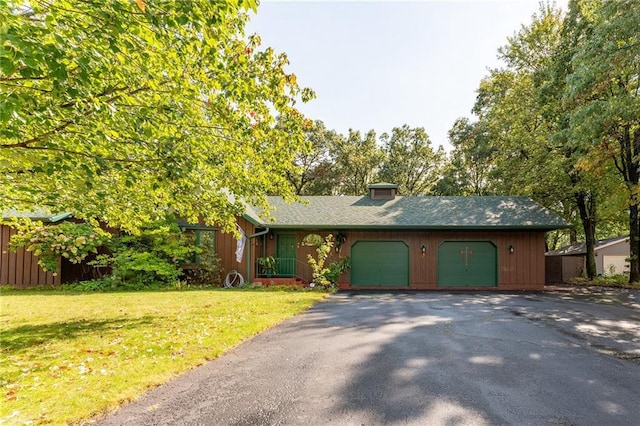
(246, 0, 565, 151)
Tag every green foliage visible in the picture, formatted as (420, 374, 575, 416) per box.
(331, 130, 385, 195)
(286, 120, 343, 195)
(62, 278, 114, 292)
(90, 219, 196, 289)
(182, 230, 223, 285)
(301, 233, 324, 247)
(568, 275, 639, 290)
(0, 1, 314, 234)
(287, 122, 446, 196)
(307, 234, 333, 287)
(378, 125, 445, 195)
(324, 256, 351, 286)
(8, 222, 110, 272)
(561, 0, 640, 281)
(435, 118, 495, 196)
(257, 256, 278, 275)
(306, 234, 350, 287)
(182, 260, 222, 287)
(461, 0, 637, 281)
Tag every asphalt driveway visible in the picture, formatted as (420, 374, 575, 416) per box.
(97, 288, 640, 426)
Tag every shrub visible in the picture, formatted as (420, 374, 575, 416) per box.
(9, 222, 110, 272)
(89, 218, 197, 289)
(182, 256, 223, 286)
(325, 256, 351, 285)
(307, 234, 350, 288)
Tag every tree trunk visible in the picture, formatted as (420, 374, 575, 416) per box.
(569, 227, 578, 244)
(575, 190, 597, 279)
(626, 127, 639, 283)
(629, 202, 639, 283)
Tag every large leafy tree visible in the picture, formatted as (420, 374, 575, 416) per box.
(331, 129, 385, 195)
(473, 4, 566, 200)
(0, 0, 314, 232)
(560, 0, 640, 282)
(285, 120, 343, 195)
(533, 0, 602, 273)
(470, 2, 612, 277)
(377, 125, 444, 196)
(435, 118, 494, 196)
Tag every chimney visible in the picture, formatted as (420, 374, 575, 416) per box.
(368, 182, 398, 200)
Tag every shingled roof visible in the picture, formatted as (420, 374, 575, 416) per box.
(244, 196, 570, 230)
(2, 210, 73, 222)
(545, 236, 629, 256)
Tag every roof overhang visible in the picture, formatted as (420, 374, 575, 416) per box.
(2, 211, 73, 223)
(261, 224, 567, 231)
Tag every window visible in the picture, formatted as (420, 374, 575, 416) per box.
(183, 229, 216, 265)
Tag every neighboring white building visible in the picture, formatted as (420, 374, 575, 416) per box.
(545, 236, 630, 283)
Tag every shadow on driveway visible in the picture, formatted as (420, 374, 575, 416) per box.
(97, 290, 640, 426)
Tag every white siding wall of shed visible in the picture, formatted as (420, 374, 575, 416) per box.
(601, 255, 629, 276)
(595, 240, 629, 275)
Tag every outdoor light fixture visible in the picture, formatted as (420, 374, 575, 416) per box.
(508, 244, 515, 254)
(335, 232, 347, 252)
(421, 244, 427, 256)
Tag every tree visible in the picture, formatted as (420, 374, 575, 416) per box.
(0, 0, 314, 233)
(377, 125, 444, 195)
(534, 0, 600, 275)
(473, 3, 566, 200)
(470, 1, 615, 278)
(331, 129, 385, 195)
(476, 2, 613, 278)
(285, 120, 343, 195)
(435, 118, 494, 196)
(561, 0, 640, 282)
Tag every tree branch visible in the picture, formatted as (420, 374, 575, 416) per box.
(0, 75, 49, 82)
(17, 145, 164, 164)
(0, 86, 151, 148)
(0, 82, 52, 92)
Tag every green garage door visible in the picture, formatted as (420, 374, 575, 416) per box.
(438, 241, 497, 287)
(351, 241, 409, 287)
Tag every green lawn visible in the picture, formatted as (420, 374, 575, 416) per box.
(0, 288, 329, 424)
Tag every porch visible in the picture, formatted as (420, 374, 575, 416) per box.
(255, 257, 312, 283)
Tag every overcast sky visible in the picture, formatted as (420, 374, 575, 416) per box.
(246, 0, 565, 151)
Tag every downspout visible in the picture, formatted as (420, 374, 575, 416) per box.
(247, 227, 270, 282)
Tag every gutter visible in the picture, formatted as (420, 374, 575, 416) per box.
(246, 227, 270, 282)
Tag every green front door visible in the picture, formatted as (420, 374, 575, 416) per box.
(437, 241, 497, 287)
(276, 234, 296, 276)
(351, 241, 409, 287)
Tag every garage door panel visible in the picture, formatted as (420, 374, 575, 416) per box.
(438, 241, 497, 287)
(351, 241, 409, 287)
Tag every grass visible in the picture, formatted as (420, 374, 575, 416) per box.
(0, 287, 330, 425)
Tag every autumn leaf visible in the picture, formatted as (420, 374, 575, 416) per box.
(136, 0, 146, 13)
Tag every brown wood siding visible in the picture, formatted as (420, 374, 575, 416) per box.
(249, 229, 547, 290)
(562, 256, 585, 282)
(0, 225, 60, 288)
(215, 218, 256, 282)
(545, 256, 563, 284)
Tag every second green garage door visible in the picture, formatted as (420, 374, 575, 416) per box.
(351, 241, 409, 287)
(438, 241, 497, 287)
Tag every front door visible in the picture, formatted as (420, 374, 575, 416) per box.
(276, 234, 296, 276)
